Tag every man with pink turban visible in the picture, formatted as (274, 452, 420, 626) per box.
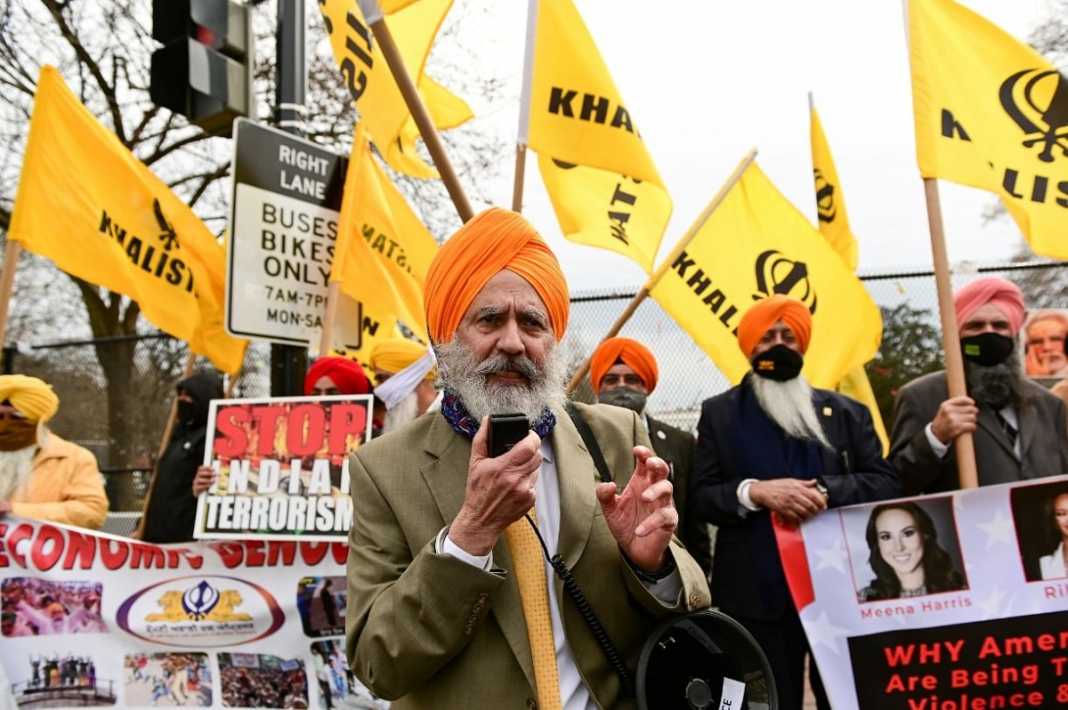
(889, 277, 1068, 493)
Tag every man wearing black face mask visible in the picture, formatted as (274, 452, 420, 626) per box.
(890, 278, 1068, 494)
(691, 296, 898, 710)
(590, 337, 712, 575)
(140, 371, 223, 543)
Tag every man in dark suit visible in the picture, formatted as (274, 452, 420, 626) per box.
(591, 337, 712, 576)
(890, 277, 1068, 493)
(691, 296, 899, 710)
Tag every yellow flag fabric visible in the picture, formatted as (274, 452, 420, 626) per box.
(909, 0, 1068, 258)
(809, 104, 858, 272)
(528, 0, 671, 273)
(332, 124, 437, 338)
(650, 161, 882, 388)
(319, 0, 473, 178)
(809, 101, 888, 451)
(8, 67, 245, 373)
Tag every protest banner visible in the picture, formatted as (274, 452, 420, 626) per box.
(774, 476, 1068, 709)
(0, 517, 387, 709)
(193, 395, 373, 541)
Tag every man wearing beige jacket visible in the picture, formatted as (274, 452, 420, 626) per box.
(345, 209, 710, 710)
(0, 374, 107, 529)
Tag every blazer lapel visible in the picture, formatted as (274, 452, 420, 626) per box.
(976, 406, 1017, 461)
(552, 408, 598, 569)
(1016, 396, 1038, 465)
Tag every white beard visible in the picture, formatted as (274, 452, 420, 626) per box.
(384, 391, 422, 433)
(435, 339, 567, 422)
(750, 375, 832, 449)
(0, 445, 36, 501)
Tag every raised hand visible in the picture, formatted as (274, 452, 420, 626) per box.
(596, 446, 677, 573)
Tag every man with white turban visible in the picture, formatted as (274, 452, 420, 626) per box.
(0, 375, 107, 529)
(369, 338, 440, 433)
(344, 208, 709, 709)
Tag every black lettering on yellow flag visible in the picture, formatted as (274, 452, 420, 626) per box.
(8, 67, 245, 372)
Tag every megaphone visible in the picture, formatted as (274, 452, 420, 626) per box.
(636, 610, 777, 710)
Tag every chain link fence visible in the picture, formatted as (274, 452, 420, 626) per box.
(5, 261, 1067, 512)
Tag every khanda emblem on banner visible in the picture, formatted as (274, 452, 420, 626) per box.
(812, 169, 837, 223)
(753, 250, 818, 315)
(153, 198, 180, 251)
(999, 68, 1068, 163)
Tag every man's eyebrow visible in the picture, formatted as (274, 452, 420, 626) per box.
(518, 306, 548, 323)
(472, 305, 506, 320)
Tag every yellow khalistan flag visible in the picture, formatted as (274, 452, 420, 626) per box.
(8, 67, 245, 373)
(526, 0, 671, 273)
(650, 159, 881, 388)
(809, 99, 889, 453)
(909, 0, 1068, 258)
(331, 123, 437, 341)
(319, 0, 472, 178)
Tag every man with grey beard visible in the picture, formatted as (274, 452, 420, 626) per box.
(691, 295, 898, 710)
(890, 277, 1068, 494)
(344, 208, 709, 710)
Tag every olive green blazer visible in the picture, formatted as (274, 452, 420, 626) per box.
(345, 402, 710, 709)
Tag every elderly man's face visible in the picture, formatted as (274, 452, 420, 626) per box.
(960, 303, 1013, 338)
(454, 270, 554, 386)
(751, 320, 801, 357)
(1027, 318, 1068, 371)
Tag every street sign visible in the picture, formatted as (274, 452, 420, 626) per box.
(226, 118, 358, 347)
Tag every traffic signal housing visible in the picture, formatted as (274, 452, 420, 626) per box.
(150, 0, 252, 135)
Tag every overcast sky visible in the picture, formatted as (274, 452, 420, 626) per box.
(447, 0, 1056, 293)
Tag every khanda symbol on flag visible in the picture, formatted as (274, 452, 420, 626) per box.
(908, 0, 1068, 259)
(753, 250, 818, 315)
(521, 0, 672, 273)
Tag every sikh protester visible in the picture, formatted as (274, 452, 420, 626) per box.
(141, 371, 223, 543)
(889, 277, 1068, 493)
(590, 336, 712, 576)
(1024, 309, 1068, 378)
(691, 295, 899, 710)
(0, 375, 107, 529)
(190, 356, 374, 497)
(345, 208, 709, 709)
(369, 338, 440, 433)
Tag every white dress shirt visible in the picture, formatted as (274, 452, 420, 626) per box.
(925, 405, 1020, 459)
(440, 439, 681, 710)
(1041, 542, 1068, 580)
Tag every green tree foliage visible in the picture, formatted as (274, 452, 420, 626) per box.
(866, 303, 943, 429)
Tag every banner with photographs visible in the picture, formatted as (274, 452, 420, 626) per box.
(0, 517, 388, 709)
(1023, 309, 1068, 380)
(194, 395, 373, 541)
(774, 476, 1068, 710)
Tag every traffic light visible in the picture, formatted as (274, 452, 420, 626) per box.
(150, 0, 252, 135)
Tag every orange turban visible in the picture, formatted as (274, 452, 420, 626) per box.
(424, 208, 569, 343)
(590, 337, 659, 393)
(737, 295, 813, 358)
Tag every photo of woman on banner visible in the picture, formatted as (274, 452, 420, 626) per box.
(857, 500, 967, 601)
(1011, 479, 1068, 581)
(1023, 310, 1068, 379)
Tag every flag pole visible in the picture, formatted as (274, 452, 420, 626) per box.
(511, 0, 539, 212)
(358, 0, 474, 223)
(0, 241, 23, 347)
(319, 282, 341, 359)
(923, 178, 978, 489)
(133, 350, 197, 538)
(565, 148, 758, 394)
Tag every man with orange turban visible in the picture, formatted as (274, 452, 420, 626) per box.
(0, 374, 107, 529)
(690, 295, 898, 710)
(344, 208, 709, 710)
(590, 336, 711, 575)
(890, 277, 1068, 494)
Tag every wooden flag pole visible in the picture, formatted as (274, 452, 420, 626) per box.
(511, 0, 539, 213)
(319, 282, 341, 359)
(0, 241, 23, 347)
(923, 178, 979, 489)
(565, 148, 759, 394)
(134, 351, 197, 538)
(359, 0, 474, 223)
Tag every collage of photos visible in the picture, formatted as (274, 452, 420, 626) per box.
(296, 576, 347, 638)
(2, 577, 107, 636)
(124, 652, 213, 707)
(9, 653, 115, 707)
(1010, 479, 1068, 582)
(1023, 309, 1068, 380)
(310, 639, 389, 710)
(843, 497, 969, 602)
(218, 652, 309, 708)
